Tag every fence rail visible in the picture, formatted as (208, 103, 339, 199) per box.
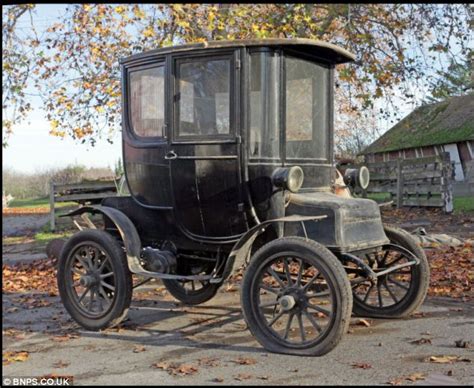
(50, 180, 118, 230)
(362, 153, 453, 212)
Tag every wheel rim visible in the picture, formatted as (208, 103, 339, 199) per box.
(350, 244, 416, 309)
(65, 242, 117, 318)
(252, 253, 336, 348)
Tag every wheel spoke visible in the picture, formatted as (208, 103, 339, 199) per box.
(259, 300, 279, 308)
(267, 310, 285, 327)
(267, 268, 286, 289)
(303, 272, 321, 292)
(363, 283, 375, 303)
(387, 277, 409, 291)
(296, 259, 303, 287)
(383, 281, 399, 303)
(307, 303, 331, 316)
(75, 254, 90, 271)
(71, 267, 86, 276)
(101, 281, 115, 291)
(283, 313, 295, 340)
(283, 259, 293, 286)
(77, 286, 91, 303)
(303, 310, 322, 332)
(377, 283, 383, 307)
(97, 256, 110, 272)
(88, 289, 96, 311)
(297, 313, 306, 342)
(260, 284, 281, 294)
(386, 253, 404, 267)
(381, 249, 390, 266)
(306, 290, 330, 298)
(100, 272, 114, 279)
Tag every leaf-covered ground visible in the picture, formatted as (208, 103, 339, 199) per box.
(2, 241, 473, 303)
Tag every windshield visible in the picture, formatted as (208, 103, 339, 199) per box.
(285, 56, 329, 160)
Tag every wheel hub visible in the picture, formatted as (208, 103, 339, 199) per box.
(278, 295, 296, 311)
(79, 274, 99, 287)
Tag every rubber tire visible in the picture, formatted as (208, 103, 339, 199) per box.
(241, 237, 353, 356)
(352, 225, 430, 318)
(57, 229, 133, 331)
(163, 279, 220, 305)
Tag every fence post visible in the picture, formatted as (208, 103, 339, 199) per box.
(50, 181, 55, 231)
(396, 159, 403, 208)
(441, 153, 454, 213)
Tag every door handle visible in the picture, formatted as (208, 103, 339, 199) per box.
(165, 150, 178, 160)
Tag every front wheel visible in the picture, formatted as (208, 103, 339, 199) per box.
(57, 230, 133, 331)
(241, 237, 352, 356)
(350, 225, 430, 318)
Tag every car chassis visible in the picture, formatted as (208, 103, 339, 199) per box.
(56, 39, 429, 356)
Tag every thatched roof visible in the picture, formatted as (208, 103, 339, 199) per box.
(361, 94, 474, 154)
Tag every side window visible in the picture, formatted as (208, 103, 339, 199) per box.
(177, 57, 231, 137)
(249, 51, 280, 158)
(129, 65, 165, 138)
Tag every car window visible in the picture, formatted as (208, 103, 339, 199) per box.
(129, 65, 165, 138)
(177, 57, 231, 137)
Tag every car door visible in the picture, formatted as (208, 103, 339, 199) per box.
(123, 60, 173, 209)
(169, 49, 247, 240)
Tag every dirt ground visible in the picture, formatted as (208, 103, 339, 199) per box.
(3, 283, 474, 385)
(2, 208, 474, 385)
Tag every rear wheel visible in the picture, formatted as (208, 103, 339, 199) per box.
(163, 262, 220, 305)
(350, 225, 429, 318)
(57, 230, 132, 330)
(241, 237, 352, 356)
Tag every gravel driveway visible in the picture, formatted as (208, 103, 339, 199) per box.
(3, 283, 473, 386)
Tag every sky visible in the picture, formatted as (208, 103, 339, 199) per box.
(2, 4, 467, 173)
(3, 4, 123, 173)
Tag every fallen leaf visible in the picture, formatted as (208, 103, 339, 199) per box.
(356, 318, 371, 327)
(454, 340, 470, 349)
(232, 357, 257, 365)
(3, 351, 29, 365)
(152, 361, 199, 376)
(52, 360, 70, 368)
(234, 373, 252, 381)
(427, 355, 471, 364)
(351, 362, 372, 369)
(410, 338, 432, 345)
(211, 377, 224, 383)
(199, 357, 219, 367)
(406, 372, 425, 382)
(133, 345, 146, 353)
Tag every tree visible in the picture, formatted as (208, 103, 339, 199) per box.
(2, 4, 36, 147)
(2, 4, 472, 150)
(426, 51, 473, 103)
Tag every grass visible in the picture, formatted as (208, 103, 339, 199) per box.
(9, 197, 76, 209)
(454, 196, 474, 214)
(34, 231, 73, 244)
(366, 192, 474, 213)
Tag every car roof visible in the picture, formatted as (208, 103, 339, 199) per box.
(120, 38, 355, 65)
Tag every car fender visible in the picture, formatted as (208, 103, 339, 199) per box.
(221, 214, 327, 281)
(61, 206, 143, 272)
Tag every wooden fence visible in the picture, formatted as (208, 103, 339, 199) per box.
(50, 180, 118, 230)
(362, 153, 454, 212)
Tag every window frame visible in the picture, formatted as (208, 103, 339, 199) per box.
(171, 50, 237, 144)
(283, 51, 332, 163)
(126, 61, 167, 142)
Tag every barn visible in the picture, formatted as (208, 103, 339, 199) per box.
(360, 94, 474, 185)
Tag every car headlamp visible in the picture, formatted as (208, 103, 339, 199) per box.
(272, 166, 304, 193)
(343, 166, 370, 190)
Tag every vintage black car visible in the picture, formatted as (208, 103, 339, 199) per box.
(56, 39, 429, 356)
